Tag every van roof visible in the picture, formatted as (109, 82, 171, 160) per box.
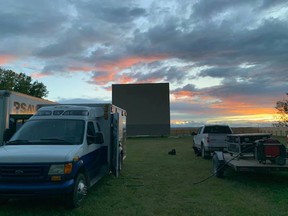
(33, 105, 104, 118)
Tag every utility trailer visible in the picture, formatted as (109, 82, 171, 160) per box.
(212, 133, 288, 178)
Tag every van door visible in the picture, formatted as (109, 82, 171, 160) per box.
(86, 121, 103, 179)
(111, 113, 120, 177)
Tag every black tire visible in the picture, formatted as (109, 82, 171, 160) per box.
(192, 140, 201, 156)
(0, 198, 9, 205)
(212, 154, 224, 178)
(201, 144, 210, 159)
(67, 173, 88, 208)
(193, 147, 201, 157)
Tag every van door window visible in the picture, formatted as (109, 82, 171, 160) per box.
(87, 122, 96, 136)
(96, 122, 101, 131)
(87, 122, 96, 144)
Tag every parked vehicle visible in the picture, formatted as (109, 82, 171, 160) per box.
(0, 104, 127, 208)
(212, 133, 288, 178)
(192, 124, 233, 158)
(0, 90, 55, 144)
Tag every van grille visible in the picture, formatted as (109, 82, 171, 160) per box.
(0, 165, 49, 182)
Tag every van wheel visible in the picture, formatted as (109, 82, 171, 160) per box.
(67, 173, 87, 208)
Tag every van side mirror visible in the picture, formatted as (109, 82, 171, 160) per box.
(3, 128, 14, 142)
(87, 132, 104, 144)
(191, 131, 197, 136)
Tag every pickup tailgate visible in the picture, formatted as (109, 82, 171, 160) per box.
(207, 134, 227, 148)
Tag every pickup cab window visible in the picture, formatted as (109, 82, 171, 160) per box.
(203, 125, 232, 134)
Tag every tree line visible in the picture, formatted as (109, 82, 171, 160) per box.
(0, 67, 48, 98)
(274, 93, 288, 127)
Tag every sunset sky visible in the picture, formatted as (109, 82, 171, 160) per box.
(0, 0, 287, 127)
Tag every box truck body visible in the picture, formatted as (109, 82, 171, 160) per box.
(0, 90, 55, 144)
(0, 104, 127, 208)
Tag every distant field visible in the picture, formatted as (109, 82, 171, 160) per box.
(1, 136, 288, 216)
(171, 127, 288, 137)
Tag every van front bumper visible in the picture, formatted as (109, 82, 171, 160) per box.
(0, 179, 75, 198)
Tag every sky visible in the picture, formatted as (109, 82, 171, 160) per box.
(0, 0, 288, 127)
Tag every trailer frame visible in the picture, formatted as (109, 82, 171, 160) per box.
(212, 133, 288, 178)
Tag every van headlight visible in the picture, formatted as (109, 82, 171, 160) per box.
(48, 163, 73, 175)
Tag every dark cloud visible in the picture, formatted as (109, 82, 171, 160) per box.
(95, 7, 147, 23)
(124, 63, 195, 84)
(42, 64, 67, 75)
(1, 0, 288, 126)
(0, 1, 68, 37)
(57, 97, 109, 104)
(35, 26, 105, 58)
(172, 84, 197, 92)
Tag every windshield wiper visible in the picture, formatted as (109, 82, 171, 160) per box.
(40, 138, 73, 144)
(6, 140, 30, 145)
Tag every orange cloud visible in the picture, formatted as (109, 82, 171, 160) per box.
(118, 75, 135, 84)
(172, 90, 217, 104)
(68, 66, 95, 72)
(93, 55, 168, 85)
(172, 90, 195, 99)
(137, 77, 163, 83)
(210, 97, 275, 116)
(91, 71, 115, 86)
(172, 90, 276, 124)
(0, 55, 16, 65)
(31, 72, 49, 79)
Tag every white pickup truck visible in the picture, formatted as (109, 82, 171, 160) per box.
(192, 125, 233, 159)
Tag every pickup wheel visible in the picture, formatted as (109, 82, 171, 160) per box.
(212, 154, 224, 178)
(67, 173, 88, 208)
(192, 140, 201, 156)
(201, 144, 210, 159)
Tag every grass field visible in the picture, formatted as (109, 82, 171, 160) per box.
(1, 136, 288, 216)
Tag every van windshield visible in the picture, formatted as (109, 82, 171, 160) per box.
(7, 119, 85, 145)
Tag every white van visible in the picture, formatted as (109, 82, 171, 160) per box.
(0, 104, 126, 208)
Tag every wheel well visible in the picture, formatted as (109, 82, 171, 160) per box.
(77, 165, 90, 186)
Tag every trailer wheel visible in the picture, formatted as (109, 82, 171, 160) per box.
(67, 173, 87, 208)
(201, 144, 210, 159)
(212, 154, 224, 178)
